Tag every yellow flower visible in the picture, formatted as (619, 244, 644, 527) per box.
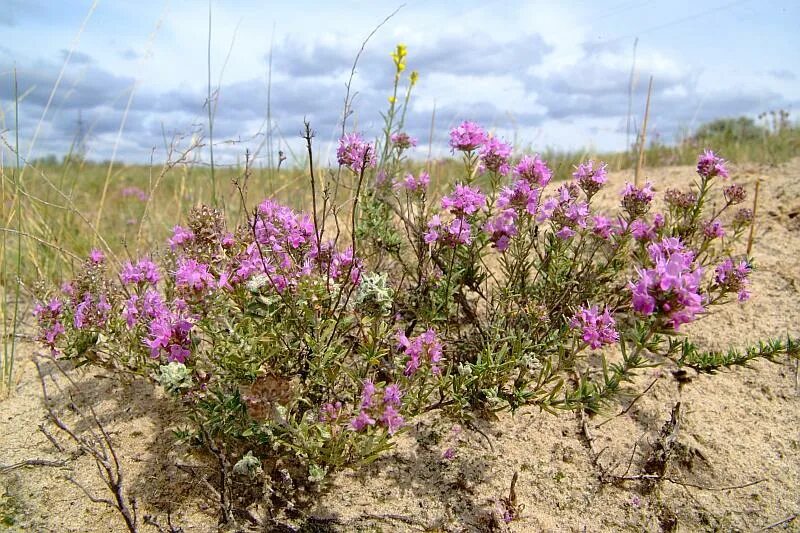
(391, 44, 407, 73)
(410, 70, 419, 86)
(388, 96, 397, 104)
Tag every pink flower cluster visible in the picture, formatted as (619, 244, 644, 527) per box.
(144, 298, 194, 363)
(629, 238, 705, 330)
(396, 328, 443, 376)
(120, 259, 160, 286)
(426, 184, 486, 247)
(479, 137, 513, 176)
(390, 132, 418, 150)
(175, 258, 216, 293)
(169, 225, 194, 250)
(539, 184, 589, 240)
(395, 171, 430, 194)
(485, 155, 553, 251)
(33, 299, 65, 353)
(337, 132, 376, 174)
(348, 380, 405, 435)
(621, 181, 654, 218)
(569, 305, 619, 349)
(714, 259, 751, 302)
(696, 150, 729, 180)
(449, 121, 487, 152)
(74, 293, 111, 330)
(515, 154, 552, 187)
(573, 160, 608, 197)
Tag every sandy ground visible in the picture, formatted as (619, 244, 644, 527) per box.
(1, 159, 799, 532)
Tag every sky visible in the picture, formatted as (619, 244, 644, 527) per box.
(0, 0, 798, 166)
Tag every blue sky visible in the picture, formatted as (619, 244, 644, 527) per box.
(1, 0, 798, 165)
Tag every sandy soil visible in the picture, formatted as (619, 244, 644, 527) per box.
(1, 159, 799, 532)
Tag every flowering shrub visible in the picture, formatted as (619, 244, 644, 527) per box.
(33, 46, 799, 521)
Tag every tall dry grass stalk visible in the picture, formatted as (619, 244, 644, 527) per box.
(635, 76, 654, 187)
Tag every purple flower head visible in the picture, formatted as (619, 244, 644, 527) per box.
(723, 184, 746, 205)
(349, 410, 376, 432)
(621, 181, 654, 218)
(379, 405, 404, 434)
(573, 160, 608, 197)
(570, 305, 619, 349)
(592, 215, 614, 239)
(89, 249, 105, 264)
(449, 121, 487, 152)
(714, 258, 751, 302)
(556, 226, 576, 240)
(145, 306, 194, 363)
(484, 209, 518, 252)
(121, 259, 161, 286)
(697, 150, 729, 180)
(515, 154, 552, 187)
(397, 328, 444, 376)
(390, 132, 418, 150)
(395, 171, 430, 193)
(360, 379, 377, 409)
(733, 208, 754, 228)
(319, 401, 343, 423)
(629, 238, 705, 330)
(221, 232, 236, 248)
(479, 136, 513, 176)
(441, 183, 486, 217)
(168, 225, 194, 250)
(425, 216, 473, 247)
(175, 258, 215, 293)
(630, 219, 655, 241)
(383, 384, 403, 407)
(337, 132, 376, 173)
(664, 188, 697, 210)
(702, 220, 726, 240)
(497, 179, 540, 216)
(442, 448, 456, 460)
(34, 298, 66, 353)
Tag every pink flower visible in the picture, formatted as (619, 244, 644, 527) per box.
(379, 405, 404, 434)
(397, 328, 443, 376)
(175, 258, 215, 293)
(89, 249, 105, 264)
(349, 410, 376, 431)
(570, 305, 619, 349)
(360, 379, 377, 409)
(383, 384, 403, 407)
(592, 215, 614, 239)
(573, 160, 608, 196)
(449, 121, 487, 152)
(479, 137, 513, 175)
(484, 209, 518, 252)
(337, 132, 376, 173)
(390, 132, 417, 150)
(169, 225, 194, 250)
(714, 259, 751, 302)
(629, 238, 705, 330)
(497, 179, 540, 216)
(395, 171, 430, 193)
(697, 150, 729, 179)
(120, 259, 160, 286)
(621, 181, 654, 218)
(515, 154, 552, 187)
(441, 184, 486, 216)
(702, 220, 725, 240)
